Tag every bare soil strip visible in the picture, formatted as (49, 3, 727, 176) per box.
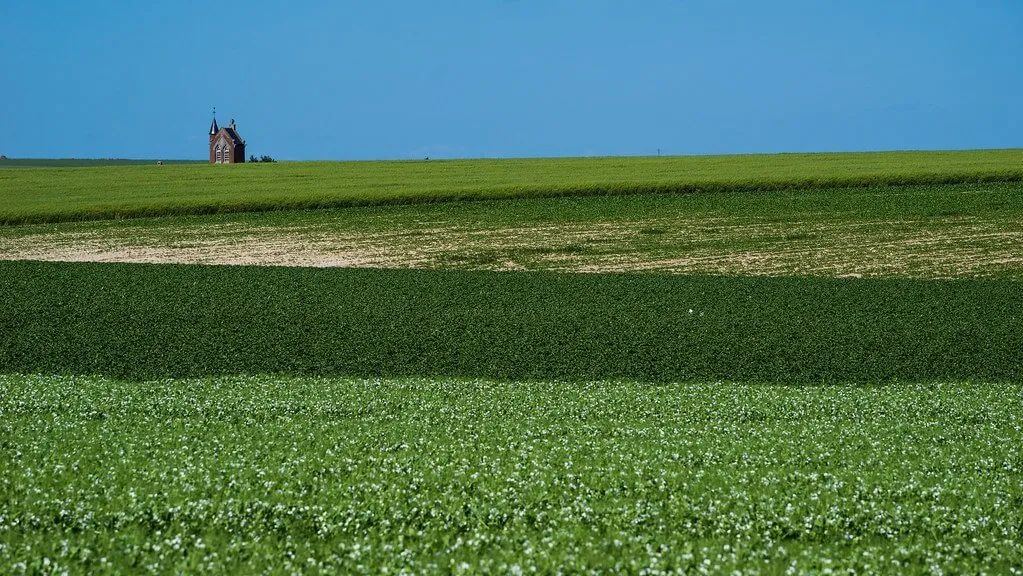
(1, 216, 1021, 279)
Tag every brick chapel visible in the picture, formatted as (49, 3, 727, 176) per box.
(209, 112, 246, 164)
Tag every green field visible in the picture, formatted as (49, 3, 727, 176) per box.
(1, 260, 1021, 382)
(2, 149, 1023, 224)
(2, 151, 1023, 573)
(2, 375, 1020, 574)
(0, 158, 204, 169)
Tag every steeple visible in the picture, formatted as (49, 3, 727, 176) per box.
(209, 107, 219, 136)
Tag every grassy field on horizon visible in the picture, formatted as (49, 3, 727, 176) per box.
(2, 149, 1023, 224)
(0, 158, 205, 168)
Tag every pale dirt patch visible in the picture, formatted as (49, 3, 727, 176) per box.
(1, 216, 1021, 279)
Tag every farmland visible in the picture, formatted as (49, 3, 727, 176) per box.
(1, 151, 1023, 574)
(1, 260, 1022, 382)
(2, 376, 1020, 574)
(3, 181, 1023, 278)
(0, 159, 205, 169)
(2, 149, 1023, 224)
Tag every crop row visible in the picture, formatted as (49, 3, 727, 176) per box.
(1, 260, 1020, 382)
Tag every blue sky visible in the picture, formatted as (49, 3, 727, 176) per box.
(1, 1, 1021, 160)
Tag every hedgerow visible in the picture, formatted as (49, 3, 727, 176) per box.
(1, 260, 1019, 382)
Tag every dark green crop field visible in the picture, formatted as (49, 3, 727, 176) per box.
(2, 149, 1022, 224)
(1, 260, 1020, 382)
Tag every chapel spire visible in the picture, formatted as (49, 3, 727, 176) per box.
(209, 107, 219, 136)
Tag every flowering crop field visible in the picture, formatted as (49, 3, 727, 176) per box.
(1, 375, 1020, 574)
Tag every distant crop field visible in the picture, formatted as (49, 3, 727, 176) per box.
(2, 375, 1020, 573)
(1, 149, 1022, 224)
(0, 158, 204, 168)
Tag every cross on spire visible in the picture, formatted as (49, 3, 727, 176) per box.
(209, 107, 219, 136)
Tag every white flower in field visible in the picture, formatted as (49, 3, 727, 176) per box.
(688, 308, 693, 314)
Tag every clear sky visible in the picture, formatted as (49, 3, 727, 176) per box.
(1, 1, 1021, 160)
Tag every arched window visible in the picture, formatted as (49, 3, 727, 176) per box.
(215, 147, 222, 163)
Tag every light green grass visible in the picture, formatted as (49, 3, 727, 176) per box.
(2, 149, 1023, 224)
(1, 375, 1020, 574)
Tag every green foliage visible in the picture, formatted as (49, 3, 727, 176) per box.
(2, 149, 1023, 224)
(1, 375, 1020, 573)
(1, 260, 1020, 382)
